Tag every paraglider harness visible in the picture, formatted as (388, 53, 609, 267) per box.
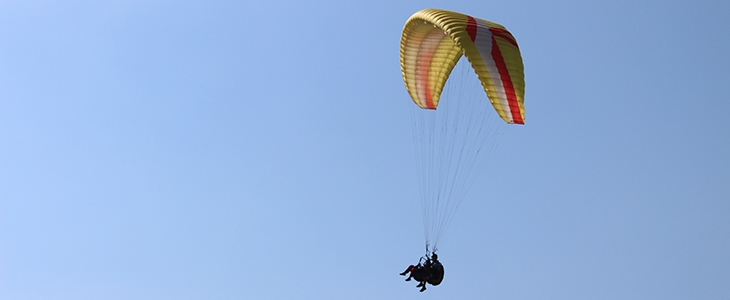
(420, 251, 444, 286)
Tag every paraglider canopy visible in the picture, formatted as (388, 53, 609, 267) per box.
(400, 8, 525, 124)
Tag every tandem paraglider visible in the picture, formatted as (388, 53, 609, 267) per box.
(398, 8, 525, 292)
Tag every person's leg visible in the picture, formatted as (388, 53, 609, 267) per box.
(400, 265, 415, 280)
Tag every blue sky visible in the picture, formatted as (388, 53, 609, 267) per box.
(1, 1, 729, 299)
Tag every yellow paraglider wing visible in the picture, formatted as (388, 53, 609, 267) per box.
(400, 8, 525, 124)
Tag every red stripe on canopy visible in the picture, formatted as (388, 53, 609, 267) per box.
(466, 16, 477, 42)
(490, 35, 523, 124)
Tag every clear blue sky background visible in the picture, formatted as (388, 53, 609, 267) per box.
(2, 1, 729, 299)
